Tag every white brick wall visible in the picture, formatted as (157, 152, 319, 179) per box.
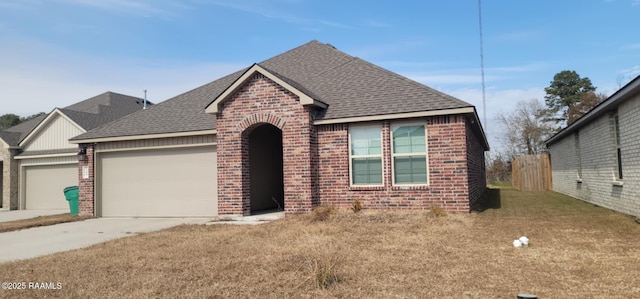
(549, 93, 640, 218)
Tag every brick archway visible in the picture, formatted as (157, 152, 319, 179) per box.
(237, 113, 286, 132)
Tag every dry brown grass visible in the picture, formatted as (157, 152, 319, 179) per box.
(0, 214, 91, 233)
(1, 188, 639, 298)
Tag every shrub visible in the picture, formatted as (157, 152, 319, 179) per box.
(351, 198, 362, 213)
(308, 254, 341, 288)
(311, 205, 336, 221)
(429, 205, 447, 218)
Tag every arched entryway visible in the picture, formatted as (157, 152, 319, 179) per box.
(248, 124, 284, 213)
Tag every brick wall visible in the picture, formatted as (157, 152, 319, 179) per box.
(216, 73, 316, 215)
(549, 92, 640, 218)
(465, 122, 487, 206)
(317, 116, 475, 212)
(1, 147, 19, 210)
(77, 144, 95, 216)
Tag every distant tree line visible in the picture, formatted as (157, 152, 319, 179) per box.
(0, 112, 46, 130)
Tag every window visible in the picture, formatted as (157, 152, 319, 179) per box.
(349, 126, 383, 185)
(391, 124, 428, 185)
(612, 113, 623, 180)
(575, 131, 582, 181)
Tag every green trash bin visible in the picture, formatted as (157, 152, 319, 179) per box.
(63, 186, 79, 216)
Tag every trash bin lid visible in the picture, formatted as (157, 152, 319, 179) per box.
(64, 186, 79, 192)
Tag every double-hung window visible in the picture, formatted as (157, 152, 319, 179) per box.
(391, 124, 428, 185)
(349, 126, 383, 185)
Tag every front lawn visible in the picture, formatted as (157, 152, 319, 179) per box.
(1, 188, 639, 298)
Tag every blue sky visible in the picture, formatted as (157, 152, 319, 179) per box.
(1, 0, 639, 150)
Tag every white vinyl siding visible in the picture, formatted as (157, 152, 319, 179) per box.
(391, 124, 428, 185)
(349, 126, 383, 186)
(22, 114, 84, 151)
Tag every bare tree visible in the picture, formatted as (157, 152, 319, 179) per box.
(566, 92, 607, 125)
(496, 99, 556, 157)
(485, 151, 512, 184)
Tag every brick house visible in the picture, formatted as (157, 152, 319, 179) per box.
(546, 75, 640, 218)
(70, 41, 489, 217)
(0, 92, 147, 210)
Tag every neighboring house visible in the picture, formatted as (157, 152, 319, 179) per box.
(546, 75, 640, 218)
(70, 40, 489, 217)
(0, 92, 148, 210)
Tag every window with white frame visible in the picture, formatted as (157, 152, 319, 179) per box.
(612, 113, 623, 180)
(391, 123, 428, 185)
(349, 126, 383, 185)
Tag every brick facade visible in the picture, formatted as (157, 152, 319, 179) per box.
(78, 144, 95, 216)
(1, 147, 19, 209)
(549, 92, 640, 218)
(79, 75, 488, 217)
(317, 116, 480, 212)
(216, 74, 318, 215)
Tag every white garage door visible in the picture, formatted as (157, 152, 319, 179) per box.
(24, 164, 77, 210)
(98, 146, 217, 217)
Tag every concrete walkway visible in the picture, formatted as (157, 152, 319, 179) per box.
(208, 211, 285, 225)
(0, 218, 210, 263)
(0, 209, 68, 222)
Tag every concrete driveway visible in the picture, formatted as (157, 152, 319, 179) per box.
(0, 209, 68, 222)
(0, 217, 210, 263)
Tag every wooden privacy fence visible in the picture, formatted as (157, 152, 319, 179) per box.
(512, 154, 552, 191)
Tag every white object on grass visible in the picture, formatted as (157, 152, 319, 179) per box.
(519, 236, 529, 246)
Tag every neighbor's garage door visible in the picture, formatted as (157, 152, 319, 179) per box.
(24, 164, 77, 210)
(98, 146, 217, 217)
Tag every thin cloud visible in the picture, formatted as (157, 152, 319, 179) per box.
(493, 30, 544, 42)
(207, 1, 306, 24)
(620, 65, 640, 78)
(207, 0, 352, 30)
(347, 40, 429, 59)
(362, 19, 391, 28)
(54, 0, 187, 17)
(408, 74, 491, 85)
(620, 43, 640, 50)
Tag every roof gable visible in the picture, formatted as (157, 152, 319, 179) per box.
(0, 91, 144, 148)
(205, 64, 327, 114)
(19, 109, 85, 149)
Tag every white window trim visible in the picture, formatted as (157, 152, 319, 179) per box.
(348, 124, 384, 187)
(390, 121, 429, 186)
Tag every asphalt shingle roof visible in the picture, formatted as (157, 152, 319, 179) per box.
(0, 92, 145, 146)
(72, 40, 476, 141)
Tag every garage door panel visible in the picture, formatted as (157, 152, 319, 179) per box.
(25, 164, 77, 210)
(99, 146, 217, 217)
